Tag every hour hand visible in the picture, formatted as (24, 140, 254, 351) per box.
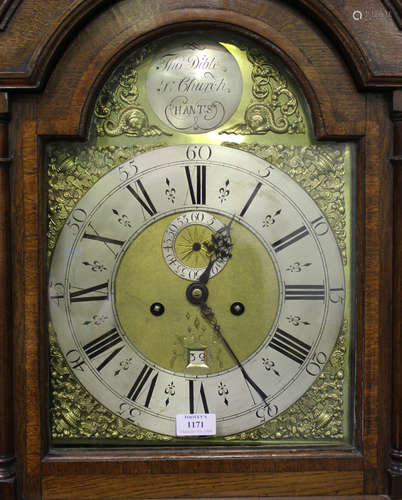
(198, 257, 215, 285)
(195, 216, 234, 287)
(213, 213, 235, 259)
(202, 214, 234, 267)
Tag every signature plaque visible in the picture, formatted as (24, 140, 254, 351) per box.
(147, 38, 242, 133)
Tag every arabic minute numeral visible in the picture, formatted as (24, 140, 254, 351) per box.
(66, 208, 87, 234)
(311, 215, 329, 236)
(118, 159, 138, 181)
(306, 351, 328, 376)
(65, 349, 86, 372)
(186, 144, 212, 161)
(256, 402, 279, 421)
(49, 281, 65, 305)
(329, 287, 345, 303)
(118, 402, 141, 422)
(258, 163, 274, 178)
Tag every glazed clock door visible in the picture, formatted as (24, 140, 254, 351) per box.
(46, 30, 355, 448)
(1, 1, 399, 499)
(48, 144, 345, 437)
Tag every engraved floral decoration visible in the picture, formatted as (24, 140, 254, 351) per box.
(226, 322, 348, 442)
(262, 209, 281, 228)
(218, 382, 229, 406)
(47, 143, 166, 255)
(50, 318, 348, 442)
(164, 382, 176, 407)
(48, 143, 349, 443)
(221, 47, 306, 135)
(48, 143, 171, 442)
(223, 142, 348, 263)
(94, 45, 170, 138)
(49, 327, 170, 442)
(165, 178, 176, 203)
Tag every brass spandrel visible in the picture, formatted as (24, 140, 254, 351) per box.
(47, 29, 353, 446)
(93, 32, 309, 147)
(50, 320, 348, 444)
(47, 143, 168, 254)
(221, 142, 350, 264)
(94, 44, 170, 139)
(220, 46, 306, 137)
(48, 142, 352, 445)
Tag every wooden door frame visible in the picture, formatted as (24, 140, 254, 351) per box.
(0, 1, 400, 498)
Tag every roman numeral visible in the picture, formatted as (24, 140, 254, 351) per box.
(188, 380, 209, 413)
(240, 182, 262, 217)
(127, 180, 157, 216)
(82, 233, 125, 247)
(185, 165, 206, 204)
(70, 282, 109, 302)
(269, 328, 311, 364)
(285, 284, 325, 301)
(81, 223, 125, 258)
(82, 328, 123, 371)
(272, 225, 309, 253)
(127, 364, 158, 408)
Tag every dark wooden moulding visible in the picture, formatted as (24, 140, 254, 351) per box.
(0, 1, 401, 499)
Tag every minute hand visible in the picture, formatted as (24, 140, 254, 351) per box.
(198, 257, 215, 285)
(200, 302, 268, 402)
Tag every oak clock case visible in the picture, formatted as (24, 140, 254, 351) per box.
(47, 31, 354, 446)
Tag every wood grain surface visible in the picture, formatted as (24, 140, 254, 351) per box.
(0, 0, 401, 88)
(0, 1, 400, 499)
(42, 471, 364, 499)
(389, 89, 402, 498)
(0, 89, 15, 500)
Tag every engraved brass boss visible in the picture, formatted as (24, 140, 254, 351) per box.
(146, 37, 243, 133)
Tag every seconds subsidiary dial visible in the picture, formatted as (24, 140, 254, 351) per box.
(48, 145, 345, 437)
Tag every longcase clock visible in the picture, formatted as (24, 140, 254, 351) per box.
(0, 1, 401, 499)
